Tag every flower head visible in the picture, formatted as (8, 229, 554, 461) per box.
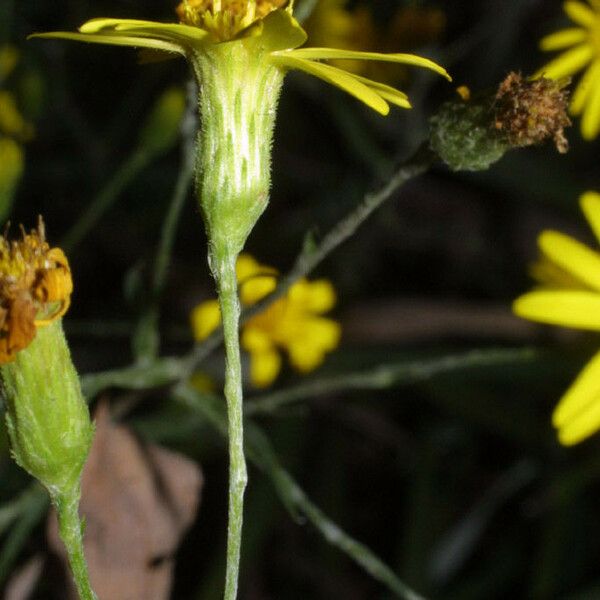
(31, 1, 450, 117)
(537, 0, 600, 139)
(176, 0, 288, 41)
(513, 191, 600, 445)
(0, 219, 72, 363)
(191, 254, 341, 387)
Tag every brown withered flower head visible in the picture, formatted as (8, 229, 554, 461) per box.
(0, 218, 72, 363)
(494, 72, 571, 154)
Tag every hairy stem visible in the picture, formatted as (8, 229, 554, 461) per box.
(214, 251, 247, 600)
(54, 489, 97, 600)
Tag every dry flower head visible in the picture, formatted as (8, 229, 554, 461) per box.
(494, 72, 571, 153)
(0, 218, 72, 363)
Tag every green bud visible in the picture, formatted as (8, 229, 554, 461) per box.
(429, 99, 508, 171)
(2, 320, 94, 498)
(138, 87, 186, 156)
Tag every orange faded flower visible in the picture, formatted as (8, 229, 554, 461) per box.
(0, 219, 72, 362)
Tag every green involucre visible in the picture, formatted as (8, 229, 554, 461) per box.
(2, 320, 94, 497)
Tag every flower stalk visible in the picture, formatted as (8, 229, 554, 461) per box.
(191, 38, 285, 599)
(54, 489, 97, 600)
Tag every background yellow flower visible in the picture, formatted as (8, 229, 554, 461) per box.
(514, 191, 600, 445)
(537, 0, 600, 139)
(191, 254, 341, 387)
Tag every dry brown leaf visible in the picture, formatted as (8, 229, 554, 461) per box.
(47, 402, 203, 600)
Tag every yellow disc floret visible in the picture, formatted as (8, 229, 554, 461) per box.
(176, 0, 287, 40)
(0, 218, 73, 363)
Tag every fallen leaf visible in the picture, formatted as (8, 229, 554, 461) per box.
(47, 402, 203, 600)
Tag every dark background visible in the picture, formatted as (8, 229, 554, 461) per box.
(2, 1, 600, 598)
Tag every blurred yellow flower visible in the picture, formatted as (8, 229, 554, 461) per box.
(0, 47, 34, 221)
(513, 191, 600, 445)
(0, 46, 19, 82)
(537, 0, 600, 139)
(305, 2, 446, 83)
(191, 254, 341, 387)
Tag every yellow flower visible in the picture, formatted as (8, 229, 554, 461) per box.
(0, 45, 19, 82)
(0, 91, 34, 141)
(0, 219, 73, 364)
(305, 2, 446, 83)
(537, 0, 600, 139)
(513, 191, 600, 445)
(0, 137, 24, 204)
(31, 0, 451, 116)
(191, 254, 341, 387)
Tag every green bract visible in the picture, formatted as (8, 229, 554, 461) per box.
(2, 320, 93, 497)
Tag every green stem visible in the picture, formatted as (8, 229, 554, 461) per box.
(214, 251, 247, 600)
(174, 383, 425, 600)
(54, 488, 97, 600)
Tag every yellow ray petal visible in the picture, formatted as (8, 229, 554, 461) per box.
(553, 350, 600, 436)
(580, 73, 600, 139)
(279, 48, 451, 80)
(349, 74, 412, 108)
(536, 43, 593, 79)
(580, 191, 600, 243)
(570, 59, 600, 115)
(289, 279, 337, 313)
(287, 342, 326, 372)
(564, 0, 598, 27)
(242, 327, 274, 353)
(190, 300, 221, 340)
(271, 55, 390, 115)
(558, 400, 600, 445)
(249, 349, 281, 387)
(513, 290, 600, 330)
(81, 18, 206, 40)
(112, 23, 210, 45)
(538, 230, 600, 290)
(29, 31, 184, 55)
(540, 27, 587, 50)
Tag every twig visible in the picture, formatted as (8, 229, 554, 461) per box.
(245, 348, 536, 416)
(174, 383, 426, 600)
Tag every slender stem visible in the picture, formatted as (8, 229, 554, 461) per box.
(214, 251, 247, 600)
(185, 144, 434, 373)
(245, 347, 536, 417)
(54, 488, 97, 600)
(174, 383, 425, 600)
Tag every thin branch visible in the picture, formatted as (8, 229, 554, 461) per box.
(174, 383, 426, 600)
(245, 348, 536, 417)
